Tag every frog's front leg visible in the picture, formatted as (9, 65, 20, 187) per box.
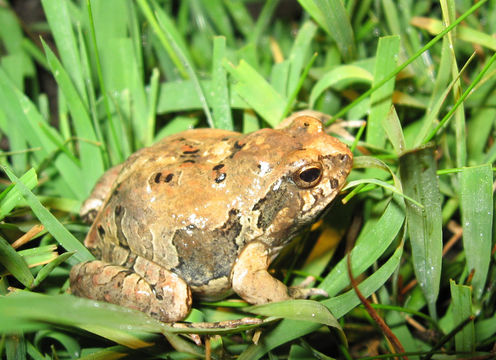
(70, 260, 192, 322)
(231, 241, 327, 304)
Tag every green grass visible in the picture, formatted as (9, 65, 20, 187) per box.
(0, 0, 495, 358)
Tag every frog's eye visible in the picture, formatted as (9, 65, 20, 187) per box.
(293, 162, 323, 188)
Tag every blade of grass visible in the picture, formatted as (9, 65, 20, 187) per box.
(145, 68, 160, 146)
(21, 39, 48, 70)
(78, 346, 130, 360)
(450, 280, 475, 353)
(467, 85, 496, 163)
(155, 79, 249, 113)
(411, 16, 496, 51)
(151, 0, 214, 127)
(223, 0, 253, 39)
(309, 65, 373, 108)
(383, 105, 406, 154)
(413, 51, 475, 148)
(460, 164, 493, 300)
(270, 60, 290, 96)
(442, 0, 466, 168)
(200, 0, 234, 40)
(5, 333, 26, 360)
(366, 35, 400, 148)
(248, 0, 279, 46)
(0, 291, 263, 336)
(0, 68, 88, 200)
(281, 52, 317, 119)
(0, 292, 165, 334)
(286, 21, 317, 97)
(1, 165, 93, 263)
(16, 245, 57, 272)
(136, 0, 188, 79)
(41, 39, 104, 196)
(423, 51, 496, 144)
(0, 168, 37, 220)
(344, 179, 422, 208)
(298, 0, 356, 61)
(224, 60, 286, 127)
(126, 0, 143, 80)
(41, 0, 87, 105)
(399, 144, 443, 319)
(78, 325, 153, 350)
(32, 252, 74, 288)
(33, 331, 80, 359)
(86, 0, 125, 163)
(211, 36, 233, 130)
(246, 299, 343, 329)
(0, 235, 34, 288)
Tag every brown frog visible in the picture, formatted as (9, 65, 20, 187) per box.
(70, 112, 353, 322)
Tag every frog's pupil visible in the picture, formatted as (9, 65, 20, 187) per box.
(299, 167, 321, 183)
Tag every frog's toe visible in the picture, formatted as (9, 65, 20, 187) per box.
(288, 286, 329, 299)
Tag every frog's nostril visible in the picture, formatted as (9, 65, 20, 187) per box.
(339, 154, 351, 164)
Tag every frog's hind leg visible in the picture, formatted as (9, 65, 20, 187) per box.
(80, 164, 123, 223)
(70, 260, 192, 322)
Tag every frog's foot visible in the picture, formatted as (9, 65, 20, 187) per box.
(70, 260, 192, 322)
(288, 286, 328, 299)
(286, 275, 329, 299)
(231, 241, 296, 305)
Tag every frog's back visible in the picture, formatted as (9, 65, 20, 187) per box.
(85, 128, 262, 297)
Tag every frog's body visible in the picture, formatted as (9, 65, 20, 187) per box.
(70, 112, 352, 322)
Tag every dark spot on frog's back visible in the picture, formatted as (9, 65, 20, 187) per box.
(228, 140, 246, 159)
(114, 205, 129, 249)
(212, 164, 224, 171)
(183, 149, 199, 155)
(97, 225, 105, 238)
(171, 209, 242, 286)
(115, 205, 123, 216)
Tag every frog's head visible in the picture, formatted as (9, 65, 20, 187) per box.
(248, 113, 353, 247)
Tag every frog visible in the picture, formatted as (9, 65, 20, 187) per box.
(70, 111, 353, 322)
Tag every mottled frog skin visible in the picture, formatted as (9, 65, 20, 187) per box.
(70, 112, 353, 322)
